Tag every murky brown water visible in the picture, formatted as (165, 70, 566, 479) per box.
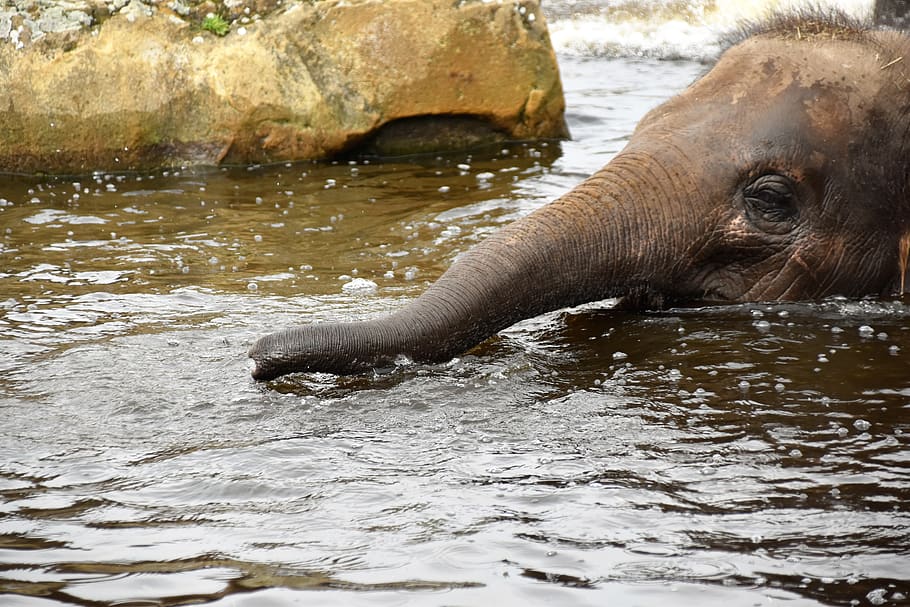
(1, 56, 908, 607)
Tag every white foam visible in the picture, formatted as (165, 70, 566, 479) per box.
(547, 0, 876, 60)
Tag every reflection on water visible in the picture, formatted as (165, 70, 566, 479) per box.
(1, 54, 908, 607)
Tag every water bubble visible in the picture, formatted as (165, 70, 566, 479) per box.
(341, 278, 378, 295)
(774, 382, 786, 392)
(858, 325, 875, 337)
(403, 267, 418, 281)
(254, 234, 263, 242)
(247, 281, 258, 291)
(876, 332, 889, 340)
(612, 351, 628, 360)
(438, 185, 451, 193)
(866, 588, 887, 605)
(789, 448, 802, 458)
(393, 354, 413, 367)
(853, 419, 871, 432)
(439, 225, 462, 238)
(738, 380, 751, 391)
(755, 320, 771, 331)
(889, 345, 900, 355)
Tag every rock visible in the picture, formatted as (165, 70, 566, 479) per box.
(0, 0, 568, 174)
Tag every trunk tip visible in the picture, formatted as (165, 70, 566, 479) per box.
(248, 337, 283, 381)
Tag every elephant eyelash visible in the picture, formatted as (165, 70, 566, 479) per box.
(741, 173, 800, 230)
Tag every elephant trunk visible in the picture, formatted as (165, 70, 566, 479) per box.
(249, 155, 681, 380)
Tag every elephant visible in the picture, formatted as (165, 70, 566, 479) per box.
(249, 11, 910, 381)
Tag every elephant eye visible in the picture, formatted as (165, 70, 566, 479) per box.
(743, 173, 799, 230)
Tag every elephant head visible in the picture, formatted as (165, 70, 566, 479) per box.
(250, 13, 910, 380)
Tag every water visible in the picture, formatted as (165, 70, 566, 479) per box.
(1, 2, 908, 606)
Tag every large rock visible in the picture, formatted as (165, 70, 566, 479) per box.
(0, 0, 567, 173)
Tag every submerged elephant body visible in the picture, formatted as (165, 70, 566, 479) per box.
(250, 13, 910, 381)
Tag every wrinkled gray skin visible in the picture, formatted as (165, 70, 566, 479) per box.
(250, 14, 910, 381)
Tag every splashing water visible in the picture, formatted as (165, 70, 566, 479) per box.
(546, 0, 876, 60)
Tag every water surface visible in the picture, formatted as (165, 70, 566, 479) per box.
(1, 37, 908, 607)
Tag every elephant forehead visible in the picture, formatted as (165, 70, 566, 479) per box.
(712, 38, 881, 114)
(670, 38, 886, 151)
